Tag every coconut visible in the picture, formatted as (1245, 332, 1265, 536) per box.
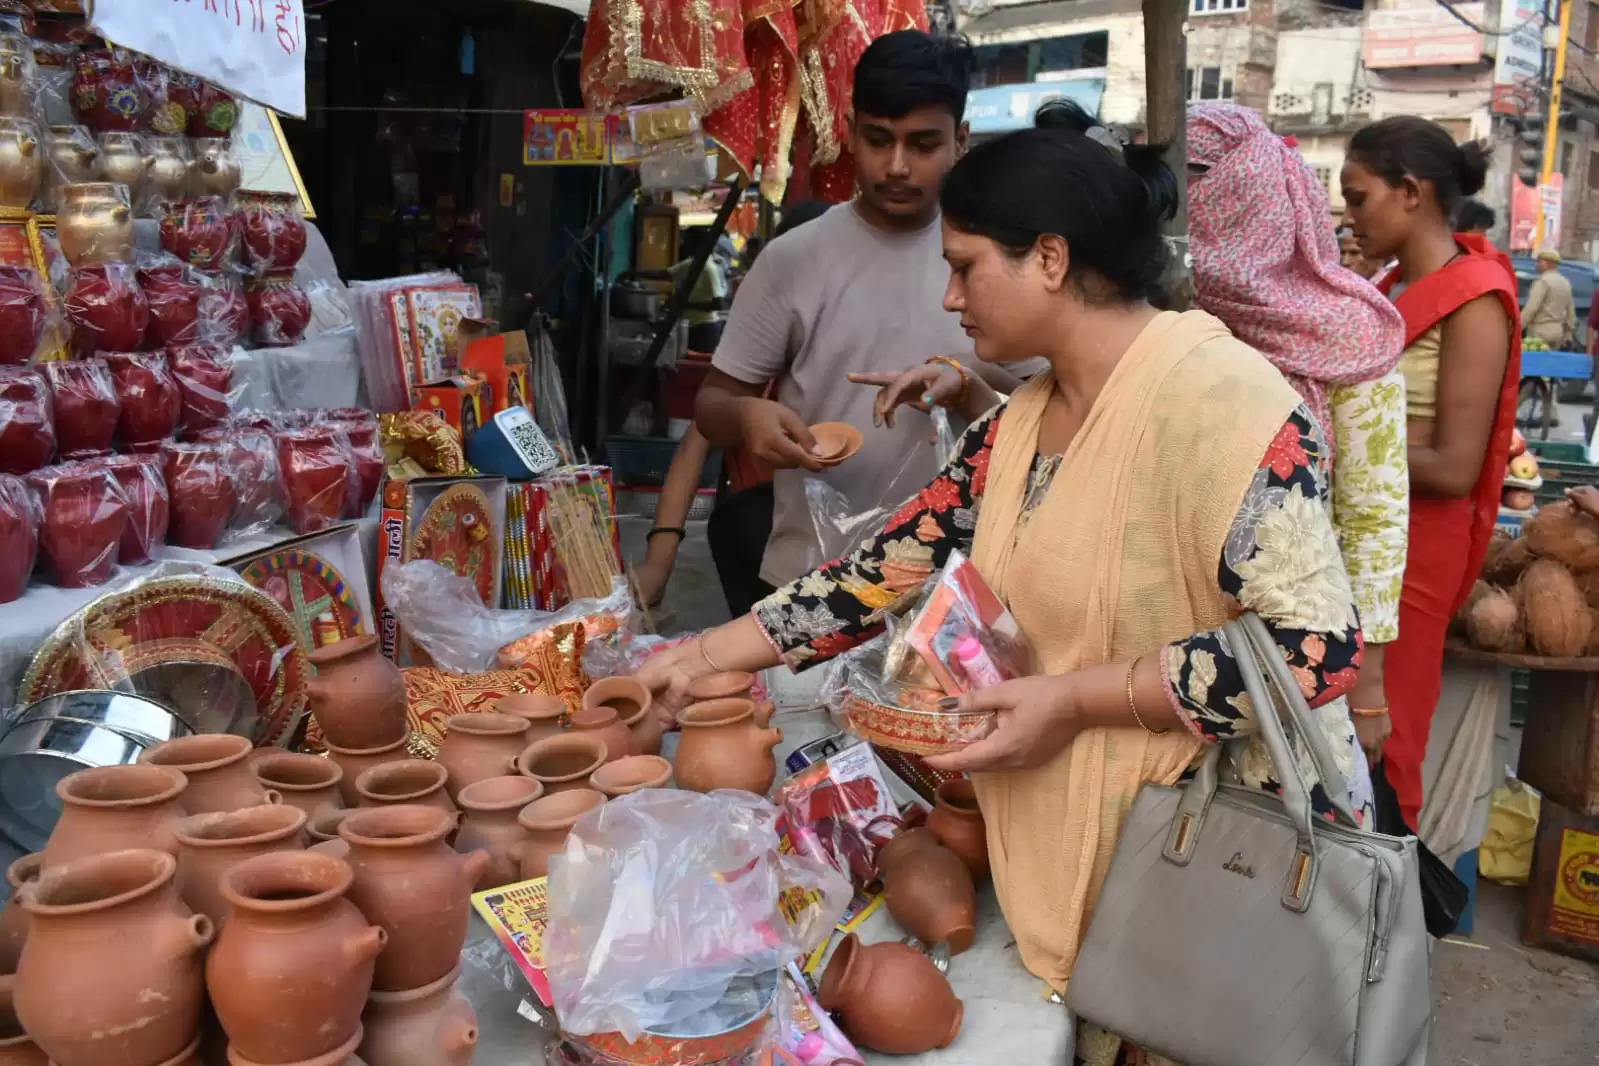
(1466, 586, 1524, 652)
(1521, 559, 1593, 658)
(1523, 501, 1599, 572)
(1575, 568, 1599, 609)
(1586, 610, 1599, 656)
(1482, 535, 1535, 587)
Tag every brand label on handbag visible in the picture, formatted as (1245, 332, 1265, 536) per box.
(1552, 828, 1599, 945)
(1222, 851, 1257, 879)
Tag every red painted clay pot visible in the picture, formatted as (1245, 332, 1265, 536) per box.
(158, 196, 234, 270)
(64, 264, 148, 354)
(26, 461, 127, 587)
(16, 849, 213, 1066)
(817, 933, 963, 1054)
(238, 191, 307, 273)
(195, 268, 248, 346)
(438, 713, 531, 801)
(246, 273, 310, 348)
(493, 692, 565, 743)
(72, 49, 145, 132)
(589, 754, 672, 798)
(141, 734, 276, 815)
(354, 760, 456, 819)
(514, 734, 607, 794)
(195, 423, 277, 529)
(42, 359, 116, 458)
(674, 698, 783, 796)
(139, 264, 202, 348)
(306, 634, 409, 751)
(324, 738, 408, 808)
(453, 776, 541, 890)
(337, 805, 489, 992)
(161, 440, 231, 548)
(0, 473, 38, 602)
(567, 706, 635, 765)
(875, 827, 977, 954)
(250, 753, 343, 822)
(168, 344, 232, 435)
(188, 83, 239, 139)
(0, 975, 45, 1065)
(0, 266, 45, 364)
(171, 804, 308, 925)
(102, 350, 180, 446)
(332, 419, 383, 517)
(514, 789, 605, 881)
(359, 963, 477, 1066)
(0, 854, 41, 974)
(100, 453, 167, 564)
(0, 367, 51, 475)
(275, 427, 352, 534)
(208, 851, 385, 1065)
(927, 778, 989, 883)
(42, 764, 188, 868)
(583, 676, 659, 757)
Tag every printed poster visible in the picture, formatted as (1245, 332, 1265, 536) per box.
(523, 110, 610, 166)
(471, 876, 553, 1006)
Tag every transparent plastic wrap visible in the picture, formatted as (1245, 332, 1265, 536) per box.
(0, 32, 38, 124)
(581, 632, 687, 681)
(300, 275, 353, 340)
(545, 789, 850, 1045)
(0, 116, 40, 212)
(159, 439, 231, 550)
(237, 189, 307, 274)
(890, 548, 1034, 696)
(95, 131, 150, 208)
(64, 261, 148, 353)
(193, 266, 249, 347)
(246, 271, 310, 348)
(158, 195, 237, 270)
(257, 327, 361, 411)
(31, 40, 75, 129)
(0, 469, 39, 602)
(137, 259, 201, 347)
(834, 637, 998, 757)
(322, 407, 383, 516)
(43, 355, 117, 457)
(39, 122, 97, 212)
(530, 318, 573, 460)
(101, 349, 180, 448)
(777, 735, 905, 889)
(134, 55, 186, 138)
(186, 136, 240, 199)
(0, 363, 52, 473)
(57, 180, 135, 268)
(349, 270, 459, 412)
(140, 135, 188, 213)
(25, 458, 129, 587)
(194, 421, 281, 536)
(99, 452, 167, 565)
(0, 264, 53, 363)
(272, 424, 351, 535)
(71, 48, 143, 132)
(382, 560, 632, 675)
(167, 343, 235, 436)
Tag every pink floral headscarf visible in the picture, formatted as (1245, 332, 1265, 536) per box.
(1186, 103, 1404, 455)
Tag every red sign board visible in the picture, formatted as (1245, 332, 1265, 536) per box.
(1363, 4, 1486, 68)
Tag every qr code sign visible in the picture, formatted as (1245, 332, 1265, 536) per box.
(506, 409, 559, 475)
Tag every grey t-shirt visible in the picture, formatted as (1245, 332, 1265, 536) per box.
(711, 202, 975, 586)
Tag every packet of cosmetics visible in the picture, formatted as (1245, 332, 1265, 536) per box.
(776, 739, 905, 890)
(891, 549, 1033, 696)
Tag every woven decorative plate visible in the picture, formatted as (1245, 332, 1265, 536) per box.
(18, 573, 309, 745)
(238, 547, 365, 651)
(843, 690, 994, 756)
(409, 482, 497, 607)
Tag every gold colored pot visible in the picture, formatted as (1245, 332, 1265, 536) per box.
(96, 131, 152, 206)
(57, 181, 133, 266)
(188, 137, 239, 199)
(0, 34, 33, 119)
(0, 117, 39, 209)
(47, 125, 97, 182)
(146, 136, 187, 204)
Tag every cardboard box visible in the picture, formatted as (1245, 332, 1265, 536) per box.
(459, 321, 534, 417)
(412, 375, 490, 442)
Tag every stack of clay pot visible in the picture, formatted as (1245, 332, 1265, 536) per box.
(672, 670, 784, 797)
(306, 635, 411, 803)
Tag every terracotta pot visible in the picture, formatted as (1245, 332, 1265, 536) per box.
(0, 267, 44, 366)
(16, 849, 214, 1066)
(42, 359, 116, 458)
(160, 440, 230, 548)
(453, 776, 541, 890)
(187, 137, 239, 198)
(168, 344, 232, 434)
(305, 634, 408, 751)
(226, 1030, 365, 1066)
(685, 670, 755, 703)
(306, 808, 353, 847)
(674, 699, 784, 796)
(514, 734, 607, 794)
(337, 806, 489, 992)
(208, 852, 384, 1065)
(493, 692, 565, 742)
(588, 755, 672, 798)
(251, 753, 343, 821)
(0, 854, 40, 974)
(875, 828, 977, 954)
(583, 676, 660, 757)
(64, 263, 147, 353)
(95, 131, 150, 205)
(333, 420, 382, 517)
(238, 190, 307, 273)
(25, 462, 128, 588)
(56, 183, 134, 268)
(101, 350, 179, 446)
(195, 268, 249, 346)
(159, 196, 234, 271)
(246, 273, 310, 348)
(514, 789, 605, 881)
(0, 474, 38, 603)
(170, 805, 306, 925)
(141, 734, 276, 815)
(139, 264, 202, 348)
(100, 454, 167, 565)
(0, 117, 37, 210)
(42, 764, 187, 868)
(438, 713, 531, 801)
(568, 707, 635, 765)
(0, 369, 50, 475)
(354, 760, 455, 818)
(324, 737, 408, 808)
(818, 935, 962, 1054)
(0, 979, 45, 1065)
(360, 963, 477, 1066)
(276, 428, 353, 535)
(146, 137, 188, 205)
(927, 779, 988, 884)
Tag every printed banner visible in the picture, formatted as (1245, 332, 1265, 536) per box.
(523, 110, 611, 166)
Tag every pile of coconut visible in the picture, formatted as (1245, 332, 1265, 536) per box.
(1460, 488, 1599, 657)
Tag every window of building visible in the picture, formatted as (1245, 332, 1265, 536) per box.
(1589, 149, 1599, 190)
(1192, 0, 1248, 13)
(1587, 1, 1599, 52)
(1187, 66, 1235, 101)
(1312, 165, 1334, 193)
(972, 31, 1110, 89)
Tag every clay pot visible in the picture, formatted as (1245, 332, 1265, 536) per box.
(0, 854, 40, 974)
(102, 350, 180, 446)
(354, 760, 455, 818)
(334, 420, 383, 517)
(0, 369, 50, 475)
(100, 454, 167, 565)
(493, 692, 565, 742)
(875, 828, 977, 954)
(171, 805, 307, 925)
(159, 196, 234, 270)
(0, 980, 44, 1065)
(0, 117, 37, 210)
(43, 763, 187, 868)
(437, 713, 531, 801)
(306, 808, 353, 847)
(16, 849, 214, 1066)
(674, 699, 784, 796)
(0, 33, 28, 122)
(26, 462, 128, 588)
(71, 50, 145, 132)
(43, 126, 95, 211)
(0, 474, 37, 603)
(187, 137, 239, 199)
(568, 706, 635, 765)
(168, 344, 232, 434)
(208, 851, 385, 1065)
(454, 776, 541, 890)
(360, 963, 477, 1066)
(42, 359, 116, 458)
(227, 1029, 365, 1066)
(141, 734, 276, 815)
(195, 268, 248, 346)
(276, 427, 354, 535)
(306, 634, 409, 751)
(237, 190, 307, 273)
(95, 131, 151, 206)
(64, 263, 148, 353)
(817, 933, 962, 1054)
(246, 273, 310, 348)
(584, 676, 660, 757)
(514, 734, 607, 794)
(251, 753, 343, 821)
(685, 670, 755, 703)
(146, 136, 188, 205)
(324, 737, 408, 808)
(927, 779, 989, 883)
(56, 183, 133, 267)
(589, 755, 672, 798)
(337, 805, 489, 992)
(0, 268, 44, 366)
(515, 789, 605, 881)
(139, 264, 202, 348)
(160, 440, 230, 548)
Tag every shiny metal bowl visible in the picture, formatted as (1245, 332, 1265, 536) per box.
(118, 659, 258, 737)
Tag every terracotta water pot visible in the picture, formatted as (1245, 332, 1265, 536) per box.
(437, 713, 531, 800)
(251, 753, 343, 821)
(208, 852, 385, 1065)
(567, 706, 635, 765)
(43, 764, 188, 868)
(306, 634, 408, 750)
(0, 474, 37, 603)
(674, 699, 784, 796)
(226, 1026, 365, 1066)
(359, 963, 477, 1066)
(161, 440, 231, 548)
(172, 804, 308, 925)
(16, 849, 214, 1066)
(337, 805, 489, 991)
(514, 789, 605, 881)
(685, 670, 755, 703)
(0, 854, 40, 974)
(0, 980, 44, 1065)
(142, 734, 275, 814)
(454, 776, 541, 890)
(582, 676, 659, 756)
(514, 734, 607, 794)
(493, 692, 565, 742)
(324, 737, 408, 808)
(237, 190, 307, 272)
(816, 933, 963, 1054)
(354, 761, 455, 818)
(589, 755, 672, 799)
(927, 779, 988, 883)
(875, 828, 977, 954)
(101, 453, 168, 564)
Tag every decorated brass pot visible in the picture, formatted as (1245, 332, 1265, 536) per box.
(58, 181, 134, 266)
(146, 136, 188, 204)
(0, 33, 33, 119)
(0, 116, 38, 209)
(97, 131, 152, 205)
(188, 137, 239, 199)
(47, 124, 97, 183)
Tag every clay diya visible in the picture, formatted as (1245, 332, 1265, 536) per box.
(513, 789, 605, 880)
(359, 963, 477, 1066)
(171, 804, 309, 925)
(324, 736, 408, 808)
(674, 698, 783, 796)
(583, 676, 660, 756)
(589, 754, 672, 798)
(493, 692, 565, 742)
(354, 760, 456, 818)
(875, 827, 977, 954)
(807, 421, 864, 466)
(42, 764, 188, 868)
(251, 752, 344, 821)
(437, 712, 531, 801)
(454, 776, 542, 890)
(514, 733, 607, 794)
(927, 778, 988, 883)
(567, 706, 635, 765)
(141, 734, 276, 814)
(818, 933, 963, 1054)
(306, 634, 409, 751)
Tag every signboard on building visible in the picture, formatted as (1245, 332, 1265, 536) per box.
(1510, 173, 1565, 250)
(965, 79, 1107, 135)
(523, 110, 612, 166)
(1362, 4, 1487, 69)
(1492, 0, 1544, 114)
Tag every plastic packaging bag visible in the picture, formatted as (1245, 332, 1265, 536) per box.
(545, 790, 850, 1043)
(193, 266, 249, 347)
(0, 364, 53, 474)
(237, 190, 308, 274)
(777, 737, 904, 889)
(25, 459, 130, 587)
(0, 470, 40, 602)
(43, 356, 117, 457)
(101, 349, 180, 449)
(64, 261, 149, 354)
(0, 264, 53, 363)
(194, 420, 281, 537)
(158, 196, 237, 270)
(322, 407, 383, 516)
(349, 270, 460, 412)
(101, 453, 167, 565)
(161, 439, 232, 550)
(273, 424, 352, 534)
(246, 272, 311, 348)
(1480, 779, 1541, 886)
(168, 343, 234, 436)
(137, 259, 202, 347)
(891, 548, 1034, 696)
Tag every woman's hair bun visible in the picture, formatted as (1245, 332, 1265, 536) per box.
(1456, 140, 1490, 197)
(1124, 144, 1180, 224)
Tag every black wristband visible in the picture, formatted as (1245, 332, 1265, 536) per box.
(646, 526, 686, 541)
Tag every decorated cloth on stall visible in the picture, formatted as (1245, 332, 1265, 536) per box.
(579, 0, 751, 115)
(701, 0, 802, 202)
(403, 639, 588, 749)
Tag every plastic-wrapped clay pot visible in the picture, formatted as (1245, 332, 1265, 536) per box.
(353, 760, 455, 818)
(187, 137, 239, 198)
(0, 266, 46, 365)
(100, 454, 167, 565)
(673, 698, 783, 797)
(0, 853, 40, 973)
(454, 776, 541, 891)
(0, 367, 51, 475)
(337, 805, 489, 992)
(513, 734, 607, 795)
(226, 1027, 366, 1066)
(875, 828, 977, 955)
(145, 137, 188, 204)
(238, 190, 307, 273)
(192, 423, 276, 531)
(158, 196, 234, 270)
(161, 440, 231, 549)
(42, 359, 116, 458)
(0, 473, 38, 603)
(15, 849, 213, 1066)
(0, 977, 45, 1065)
(359, 963, 476, 1066)
(25, 462, 127, 589)
(71, 51, 145, 133)
(207, 852, 384, 1066)
(275, 427, 352, 535)
(138, 264, 201, 349)
(246, 272, 310, 348)
(95, 131, 150, 207)
(332, 419, 383, 518)
(437, 713, 530, 801)
(567, 706, 635, 765)
(101, 350, 180, 447)
(168, 344, 232, 435)
(492, 692, 565, 743)
(63, 263, 147, 352)
(305, 634, 408, 751)
(171, 804, 308, 925)
(816, 933, 963, 1055)
(324, 737, 408, 809)
(513, 788, 605, 881)
(141, 734, 276, 815)
(589, 754, 672, 799)
(0, 117, 36, 211)
(927, 778, 989, 884)
(251, 753, 343, 822)
(56, 182, 134, 267)
(583, 676, 660, 757)
(41, 764, 188, 868)
(194, 268, 248, 346)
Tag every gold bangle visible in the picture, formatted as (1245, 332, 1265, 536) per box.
(1128, 657, 1168, 735)
(924, 356, 971, 407)
(698, 635, 725, 673)
(1350, 705, 1390, 718)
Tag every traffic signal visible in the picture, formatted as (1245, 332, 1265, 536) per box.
(1517, 120, 1545, 186)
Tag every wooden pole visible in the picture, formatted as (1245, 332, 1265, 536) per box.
(1143, 0, 1193, 309)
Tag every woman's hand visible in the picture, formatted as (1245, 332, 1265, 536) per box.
(922, 674, 1081, 773)
(1353, 711, 1392, 765)
(635, 639, 711, 731)
(847, 364, 964, 430)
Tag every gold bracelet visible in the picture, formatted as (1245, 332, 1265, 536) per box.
(924, 356, 971, 407)
(698, 635, 725, 673)
(1128, 657, 1168, 735)
(1350, 705, 1389, 718)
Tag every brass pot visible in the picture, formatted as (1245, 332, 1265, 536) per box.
(0, 34, 33, 119)
(145, 136, 187, 204)
(0, 116, 39, 209)
(188, 137, 239, 199)
(97, 131, 152, 206)
(57, 181, 133, 266)
(47, 124, 97, 182)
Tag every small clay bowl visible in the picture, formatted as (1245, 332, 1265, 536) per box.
(514, 733, 609, 793)
(808, 422, 863, 466)
(589, 755, 673, 798)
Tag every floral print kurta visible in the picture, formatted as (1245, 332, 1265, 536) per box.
(1328, 372, 1409, 645)
(754, 402, 1366, 816)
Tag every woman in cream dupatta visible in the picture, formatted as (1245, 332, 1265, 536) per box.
(645, 117, 1367, 1064)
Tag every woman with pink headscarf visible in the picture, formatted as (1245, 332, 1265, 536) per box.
(1187, 102, 1410, 767)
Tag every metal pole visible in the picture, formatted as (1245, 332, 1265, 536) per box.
(1535, 0, 1573, 246)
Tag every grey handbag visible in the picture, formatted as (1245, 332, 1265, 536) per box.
(1066, 614, 1431, 1066)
